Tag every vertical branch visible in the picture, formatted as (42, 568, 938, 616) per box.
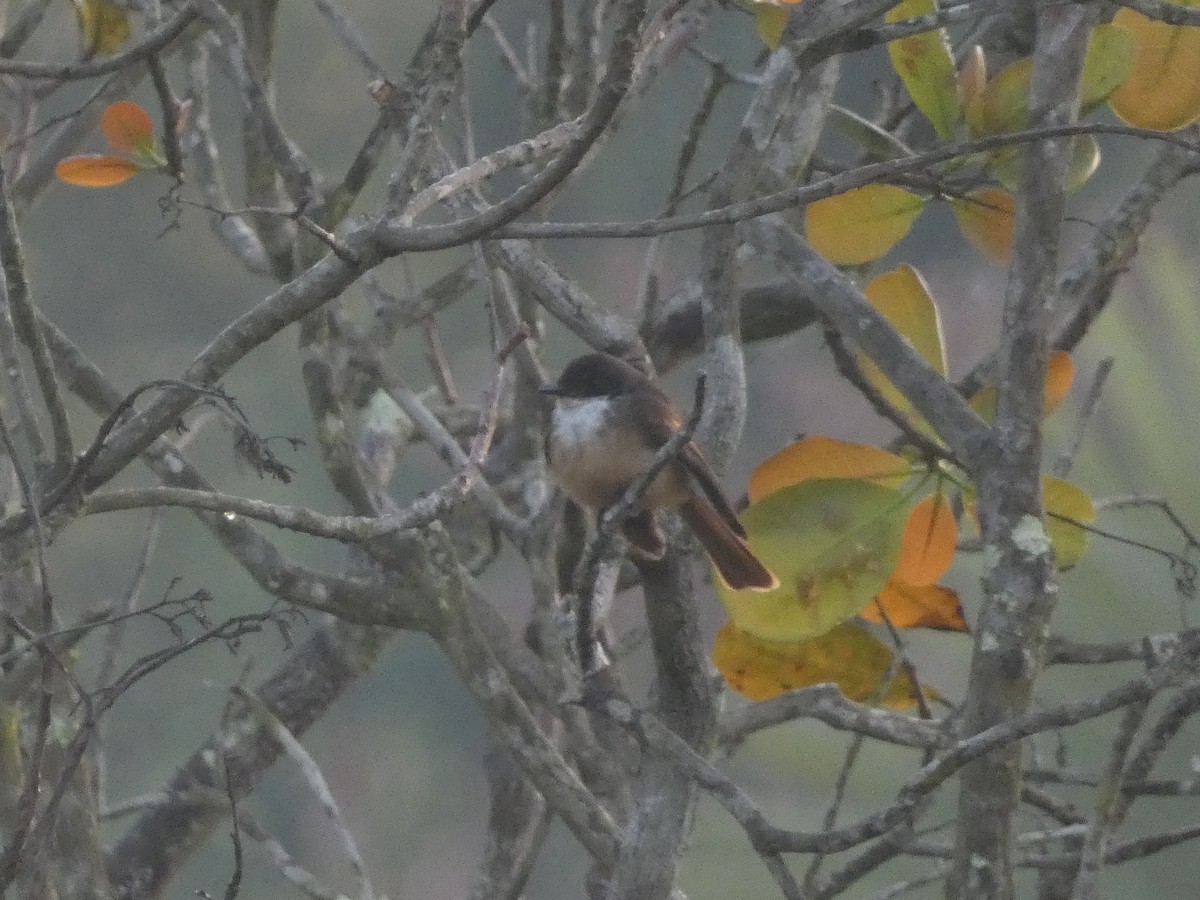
(949, 4, 1096, 899)
(202, 0, 300, 280)
(181, 41, 271, 274)
(0, 155, 70, 475)
(605, 549, 716, 900)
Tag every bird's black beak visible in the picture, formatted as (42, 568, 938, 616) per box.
(538, 384, 560, 396)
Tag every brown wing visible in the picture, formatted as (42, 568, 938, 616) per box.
(631, 382, 748, 540)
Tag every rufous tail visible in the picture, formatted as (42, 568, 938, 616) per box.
(681, 498, 778, 592)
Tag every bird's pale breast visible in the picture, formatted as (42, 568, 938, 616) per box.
(548, 397, 686, 509)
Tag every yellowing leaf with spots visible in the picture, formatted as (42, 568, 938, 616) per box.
(805, 184, 925, 265)
(886, 0, 959, 139)
(1109, 5, 1200, 131)
(713, 620, 929, 707)
(717, 478, 908, 641)
(73, 0, 131, 55)
(1044, 476, 1095, 569)
(749, 435, 911, 503)
(858, 265, 947, 431)
(861, 581, 968, 631)
(55, 155, 140, 187)
(952, 188, 1015, 263)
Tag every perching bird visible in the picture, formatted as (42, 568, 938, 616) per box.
(541, 352, 777, 591)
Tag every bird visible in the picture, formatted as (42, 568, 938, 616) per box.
(541, 352, 778, 592)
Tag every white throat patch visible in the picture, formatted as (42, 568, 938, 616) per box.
(550, 396, 614, 448)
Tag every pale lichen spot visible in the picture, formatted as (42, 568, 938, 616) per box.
(1011, 514, 1051, 557)
(978, 630, 1000, 653)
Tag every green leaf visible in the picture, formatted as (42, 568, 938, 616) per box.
(1081, 23, 1134, 113)
(886, 0, 960, 140)
(717, 478, 909, 641)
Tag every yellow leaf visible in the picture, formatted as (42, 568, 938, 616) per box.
(1109, 5, 1200, 131)
(750, 435, 911, 502)
(1044, 476, 1095, 569)
(861, 581, 968, 632)
(952, 188, 1015, 264)
(891, 494, 957, 587)
(863, 264, 947, 375)
(1081, 23, 1135, 112)
(805, 184, 925, 265)
(713, 620, 930, 707)
(73, 0, 131, 55)
(55, 154, 141, 187)
(717, 478, 909, 641)
(753, 4, 789, 50)
(101, 101, 154, 154)
(886, 0, 960, 140)
(857, 264, 947, 431)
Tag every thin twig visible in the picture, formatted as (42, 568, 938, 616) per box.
(231, 687, 376, 900)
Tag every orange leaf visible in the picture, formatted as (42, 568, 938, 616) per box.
(952, 188, 1015, 264)
(749, 435, 911, 502)
(101, 101, 154, 154)
(55, 154, 140, 187)
(1043, 350, 1074, 415)
(713, 620, 931, 707)
(970, 350, 1073, 421)
(861, 581, 968, 632)
(891, 494, 957, 586)
(1109, 6, 1200, 131)
(805, 183, 925, 265)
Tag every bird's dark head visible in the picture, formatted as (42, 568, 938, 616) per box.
(541, 352, 647, 400)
